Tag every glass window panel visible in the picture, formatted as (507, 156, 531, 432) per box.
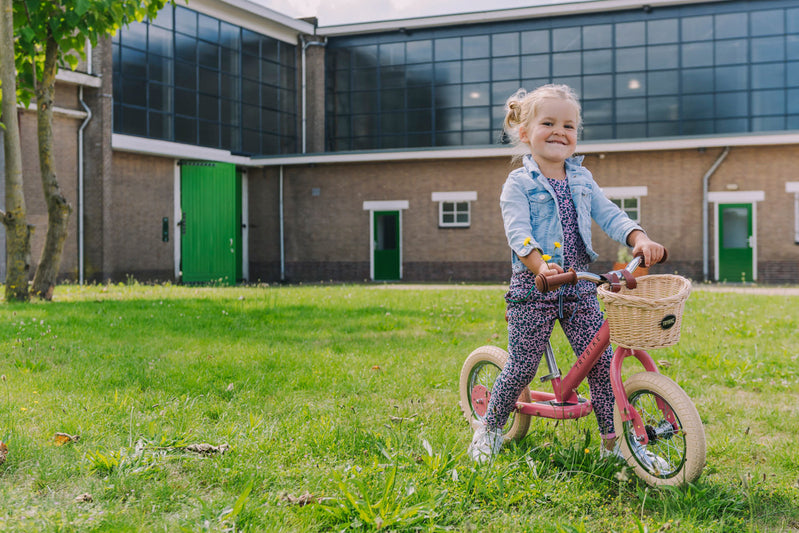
(380, 65, 405, 88)
(583, 24, 612, 48)
(123, 78, 147, 106)
(681, 16, 712, 41)
(382, 112, 404, 133)
(616, 48, 645, 72)
(462, 59, 489, 82)
(647, 19, 678, 44)
(583, 49, 612, 74)
(151, 5, 173, 30)
(715, 118, 747, 133)
(788, 88, 799, 114)
(682, 93, 714, 118)
(647, 70, 678, 95)
(148, 26, 172, 56)
(436, 108, 461, 130)
(715, 12, 748, 39)
(220, 99, 239, 125)
(463, 107, 490, 130)
(407, 40, 432, 63)
(334, 115, 350, 137)
(219, 21, 238, 49)
(407, 63, 432, 86)
(617, 123, 646, 138)
(242, 79, 259, 103)
(553, 28, 580, 52)
(148, 82, 171, 111)
(352, 114, 377, 136)
(682, 68, 713, 93)
(492, 33, 519, 56)
(492, 56, 519, 80)
(242, 53, 259, 78)
(583, 99, 612, 123)
(521, 30, 549, 54)
(463, 130, 490, 145)
(752, 116, 785, 131)
(436, 131, 461, 146)
(582, 75, 612, 99)
(351, 91, 378, 113)
(789, 8, 799, 33)
(436, 61, 461, 84)
(715, 39, 747, 65)
(353, 67, 378, 89)
(789, 61, 799, 86)
(353, 45, 378, 67)
(121, 47, 147, 78)
(175, 33, 196, 62)
(280, 65, 295, 89)
(220, 48, 239, 75)
(435, 84, 460, 107)
(648, 96, 679, 121)
(121, 105, 147, 135)
(174, 116, 197, 143)
(175, 6, 196, 36)
(789, 35, 799, 61)
(552, 76, 581, 94)
(582, 124, 612, 140)
(616, 22, 644, 47)
(380, 42, 405, 66)
(647, 45, 678, 70)
(648, 121, 679, 137)
(616, 73, 646, 97)
(175, 88, 196, 115)
(199, 120, 219, 147)
(715, 65, 747, 91)
(463, 83, 489, 106)
(492, 80, 521, 105)
(199, 94, 219, 121)
(198, 67, 219, 95)
(751, 36, 785, 63)
(616, 98, 646, 122)
(552, 52, 581, 76)
(682, 42, 713, 67)
(407, 109, 432, 131)
(751, 9, 783, 36)
(123, 20, 147, 49)
(408, 86, 431, 108)
(198, 13, 218, 42)
(521, 54, 550, 78)
(752, 63, 785, 90)
(381, 135, 405, 149)
(148, 54, 172, 83)
(715, 91, 748, 117)
(334, 69, 350, 91)
(148, 111, 171, 139)
(241, 29, 259, 56)
(435, 38, 460, 61)
(242, 128, 259, 152)
(198, 41, 219, 69)
(463, 35, 489, 59)
(752, 89, 785, 115)
(260, 84, 277, 109)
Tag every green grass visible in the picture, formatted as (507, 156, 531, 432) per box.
(0, 282, 796, 532)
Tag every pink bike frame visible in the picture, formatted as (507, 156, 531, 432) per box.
(514, 321, 676, 445)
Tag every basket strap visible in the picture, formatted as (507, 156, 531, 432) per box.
(620, 269, 637, 290)
(608, 272, 622, 293)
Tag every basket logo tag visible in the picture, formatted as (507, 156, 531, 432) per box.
(660, 315, 677, 330)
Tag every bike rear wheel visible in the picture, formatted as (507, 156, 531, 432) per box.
(459, 345, 531, 443)
(614, 372, 705, 486)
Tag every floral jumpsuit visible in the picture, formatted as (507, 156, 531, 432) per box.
(484, 177, 616, 438)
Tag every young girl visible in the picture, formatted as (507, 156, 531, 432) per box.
(468, 84, 665, 463)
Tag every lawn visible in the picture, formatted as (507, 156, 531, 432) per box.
(0, 281, 797, 532)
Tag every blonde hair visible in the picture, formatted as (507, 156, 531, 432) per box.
(503, 84, 582, 149)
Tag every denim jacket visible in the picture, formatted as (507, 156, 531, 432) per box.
(500, 154, 643, 274)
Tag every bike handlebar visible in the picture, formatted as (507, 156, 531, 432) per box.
(534, 249, 669, 293)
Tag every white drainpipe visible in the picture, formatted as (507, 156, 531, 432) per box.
(78, 85, 92, 285)
(279, 165, 285, 281)
(702, 146, 730, 282)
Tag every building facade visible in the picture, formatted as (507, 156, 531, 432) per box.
(4, 0, 799, 285)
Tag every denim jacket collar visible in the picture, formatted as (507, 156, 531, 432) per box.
(522, 154, 585, 179)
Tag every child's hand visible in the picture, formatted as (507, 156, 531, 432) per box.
(629, 232, 666, 267)
(537, 263, 564, 277)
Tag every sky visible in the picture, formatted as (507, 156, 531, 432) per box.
(252, 0, 565, 26)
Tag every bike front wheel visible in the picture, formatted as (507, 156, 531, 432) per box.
(613, 372, 706, 486)
(459, 345, 531, 443)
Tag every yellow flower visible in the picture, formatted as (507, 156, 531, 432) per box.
(554, 241, 562, 249)
(523, 237, 532, 247)
(541, 254, 552, 261)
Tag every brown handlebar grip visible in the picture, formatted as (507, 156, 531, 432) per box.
(535, 269, 578, 293)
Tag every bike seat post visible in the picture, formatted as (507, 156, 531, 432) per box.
(539, 341, 561, 382)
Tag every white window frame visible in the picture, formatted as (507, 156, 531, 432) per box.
(787, 182, 799, 244)
(602, 186, 647, 223)
(431, 191, 477, 228)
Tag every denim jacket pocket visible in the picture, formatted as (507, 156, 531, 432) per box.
(527, 189, 556, 225)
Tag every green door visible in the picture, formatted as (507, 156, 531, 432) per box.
(180, 161, 240, 285)
(373, 211, 400, 281)
(718, 203, 753, 282)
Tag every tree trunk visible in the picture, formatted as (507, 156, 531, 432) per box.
(31, 34, 72, 301)
(0, 0, 33, 302)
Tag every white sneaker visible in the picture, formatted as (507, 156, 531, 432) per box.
(600, 440, 624, 461)
(468, 423, 503, 464)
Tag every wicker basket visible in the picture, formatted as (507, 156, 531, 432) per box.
(597, 274, 692, 350)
